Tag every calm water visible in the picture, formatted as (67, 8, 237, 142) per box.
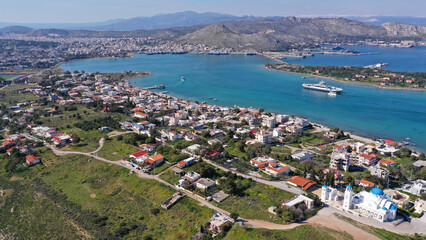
(61, 52, 426, 152)
(285, 45, 426, 72)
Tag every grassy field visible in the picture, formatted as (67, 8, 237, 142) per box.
(217, 183, 294, 221)
(334, 214, 423, 240)
(0, 84, 38, 106)
(223, 224, 353, 240)
(0, 74, 22, 80)
(97, 136, 140, 161)
(0, 153, 215, 239)
(60, 129, 107, 153)
(0, 176, 88, 239)
(40, 105, 127, 129)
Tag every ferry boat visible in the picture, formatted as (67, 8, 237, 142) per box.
(302, 81, 343, 93)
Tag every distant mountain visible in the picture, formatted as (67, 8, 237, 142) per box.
(90, 11, 258, 31)
(0, 26, 33, 34)
(348, 16, 426, 26)
(178, 17, 426, 51)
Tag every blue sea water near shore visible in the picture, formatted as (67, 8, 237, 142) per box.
(61, 47, 426, 152)
(285, 45, 426, 72)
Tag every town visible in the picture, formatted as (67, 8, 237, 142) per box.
(1, 66, 425, 239)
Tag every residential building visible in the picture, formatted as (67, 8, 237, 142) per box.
(287, 176, 317, 191)
(291, 151, 313, 161)
(256, 130, 271, 144)
(196, 178, 216, 190)
(145, 154, 164, 167)
(26, 155, 40, 165)
(178, 157, 195, 168)
(330, 153, 351, 172)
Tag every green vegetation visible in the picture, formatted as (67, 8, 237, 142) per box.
(267, 63, 426, 90)
(97, 136, 140, 161)
(61, 130, 107, 152)
(217, 183, 294, 221)
(223, 224, 353, 240)
(0, 85, 39, 106)
(0, 153, 214, 239)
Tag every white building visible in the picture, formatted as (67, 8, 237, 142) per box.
(330, 153, 351, 172)
(342, 185, 397, 222)
(256, 130, 271, 145)
(321, 185, 339, 202)
(291, 151, 313, 161)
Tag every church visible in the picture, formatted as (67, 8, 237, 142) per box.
(322, 185, 397, 222)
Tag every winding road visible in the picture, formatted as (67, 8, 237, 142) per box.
(28, 132, 424, 239)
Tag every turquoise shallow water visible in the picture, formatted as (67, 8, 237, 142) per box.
(285, 45, 426, 72)
(61, 52, 426, 152)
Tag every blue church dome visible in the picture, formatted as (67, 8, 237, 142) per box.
(371, 187, 384, 196)
(382, 206, 387, 210)
(390, 205, 397, 210)
(347, 185, 352, 189)
(323, 185, 328, 188)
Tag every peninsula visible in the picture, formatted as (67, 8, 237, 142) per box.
(264, 58, 426, 91)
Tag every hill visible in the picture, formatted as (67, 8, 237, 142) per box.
(0, 26, 33, 34)
(177, 17, 426, 51)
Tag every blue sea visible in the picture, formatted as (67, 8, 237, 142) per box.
(61, 47, 426, 152)
(285, 45, 426, 72)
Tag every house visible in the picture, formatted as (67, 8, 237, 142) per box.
(282, 195, 314, 209)
(408, 180, 426, 196)
(359, 153, 378, 166)
(52, 133, 73, 146)
(183, 144, 201, 155)
(138, 144, 156, 152)
(129, 150, 149, 162)
(196, 178, 216, 190)
(250, 156, 278, 168)
(145, 154, 164, 167)
(359, 179, 375, 188)
(178, 157, 195, 168)
(291, 151, 313, 161)
(264, 164, 291, 177)
(1, 140, 16, 149)
(370, 166, 389, 180)
(317, 145, 327, 151)
(134, 112, 148, 119)
(378, 159, 397, 167)
(168, 131, 182, 141)
(26, 155, 40, 165)
(333, 144, 347, 153)
(287, 176, 317, 191)
(209, 213, 235, 234)
(183, 171, 201, 183)
(205, 150, 222, 160)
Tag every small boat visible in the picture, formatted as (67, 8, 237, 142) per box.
(405, 137, 411, 141)
(181, 76, 185, 82)
(209, 97, 213, 99)
(214, 99, 218, 101)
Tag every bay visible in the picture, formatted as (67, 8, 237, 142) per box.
(61, 53, 426, 152)
(285, 45, 426, 72)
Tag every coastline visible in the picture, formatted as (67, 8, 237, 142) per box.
(128, 81, 423, 155)
(261, 54, 426, 92)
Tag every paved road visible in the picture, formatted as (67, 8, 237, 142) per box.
(203, 159, 303, 195)
(32, 133, 425, 237)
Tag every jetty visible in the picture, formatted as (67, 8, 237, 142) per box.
(143, 84, 166, 90)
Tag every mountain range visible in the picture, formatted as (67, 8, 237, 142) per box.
(1, 12, 425, 52)
(0, 11, 424, 31)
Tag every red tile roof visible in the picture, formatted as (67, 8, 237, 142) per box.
(130, 150, 149, 158)
(360, 179, 375, 187)
(287, 176, 317, 190)
(26, 155, 39, 163)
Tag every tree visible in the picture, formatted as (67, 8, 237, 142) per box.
(73, 136, 81, 144)
(230, 212, 239, 220)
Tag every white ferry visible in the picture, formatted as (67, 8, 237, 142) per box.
(302, 81, 343, 93)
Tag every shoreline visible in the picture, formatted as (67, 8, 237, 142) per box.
(261, 55, 426, 92)
(127, 81, 423, 155)
(58, 54, 424, 153)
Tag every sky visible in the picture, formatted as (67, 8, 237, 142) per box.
(1, 0, 425, 23)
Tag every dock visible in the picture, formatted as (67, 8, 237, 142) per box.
(143, 84, 166, 90)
